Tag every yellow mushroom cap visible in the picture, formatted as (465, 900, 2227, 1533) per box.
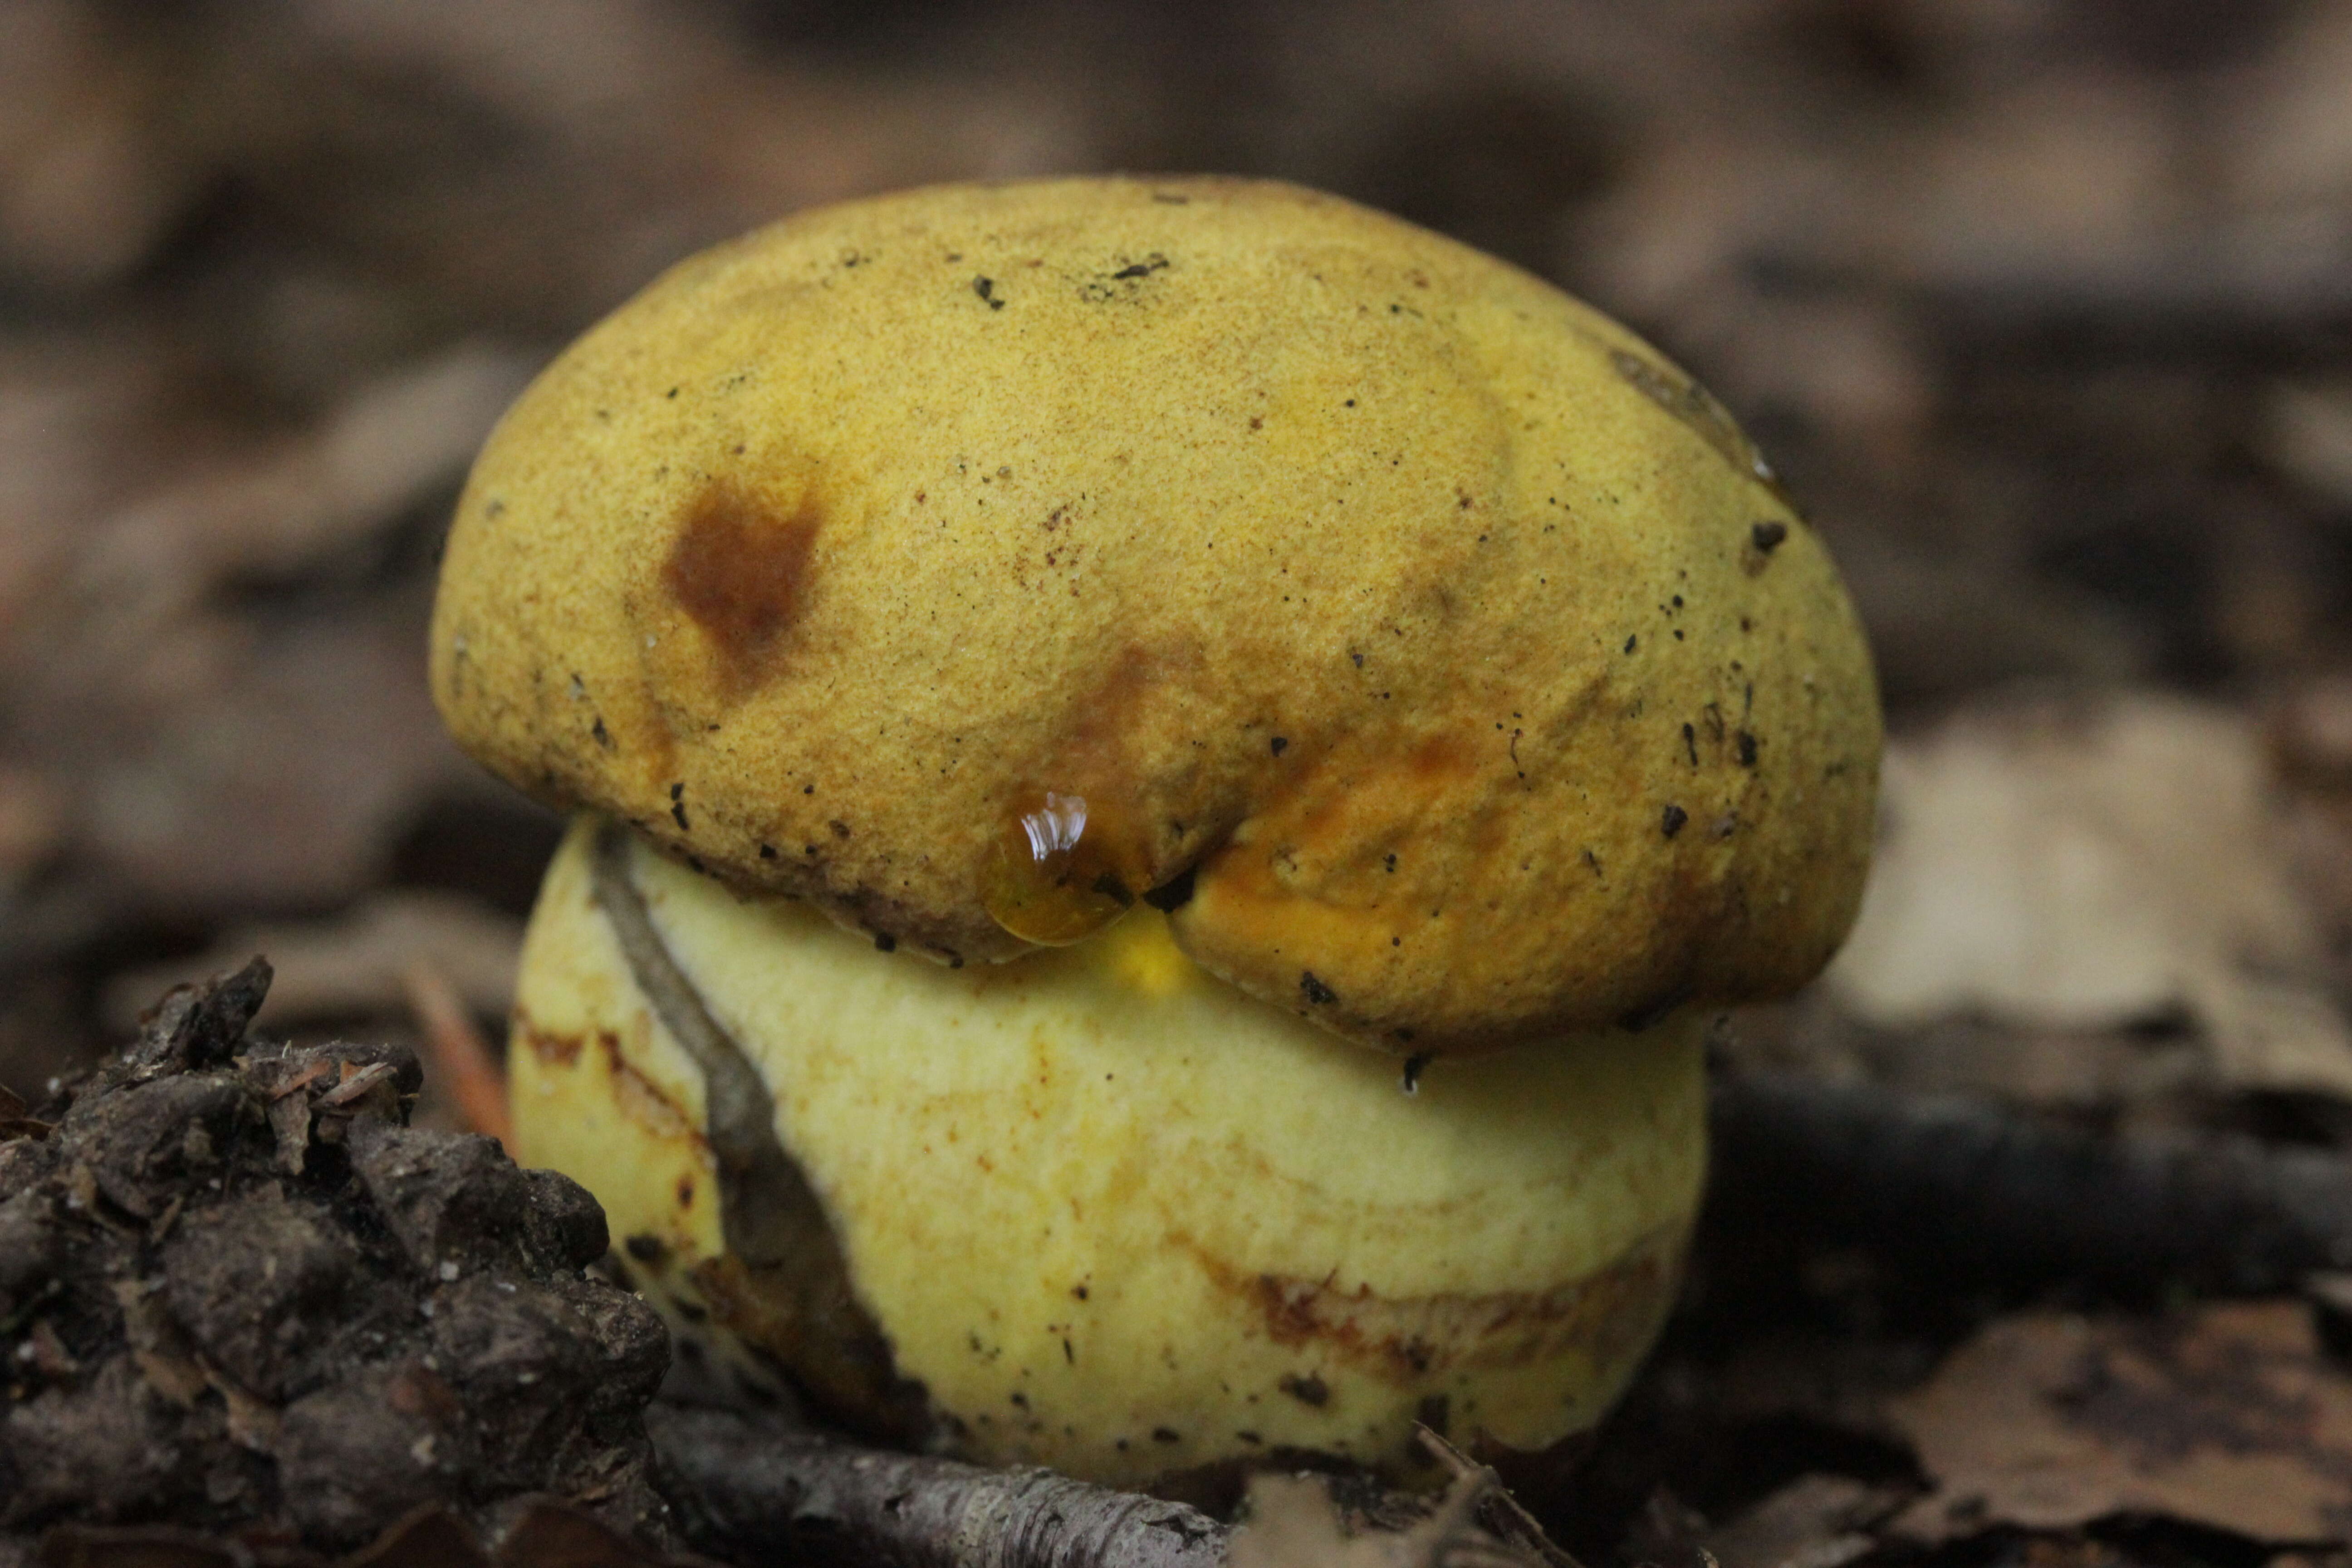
(432, 176, 1882, 1056)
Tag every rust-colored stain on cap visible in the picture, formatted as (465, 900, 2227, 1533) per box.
(663, 480, 822, 700)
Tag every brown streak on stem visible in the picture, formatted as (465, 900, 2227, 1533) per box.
(588, 820, 935, 1444)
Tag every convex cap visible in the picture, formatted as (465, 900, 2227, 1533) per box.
(432, 176, 1882, 1054)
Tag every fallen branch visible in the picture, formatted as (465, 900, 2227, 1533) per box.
(650, 1403, 1230, 1568)
(648, 1407, 1574, 1568)
(1710, 1071, 2352, 1293)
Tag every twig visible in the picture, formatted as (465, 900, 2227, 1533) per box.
(317, 1058, 398, 1107)
(650, 1407, 1588, 1568)
(1413, 1430, 1581, 1568)
(648, 1403, 1229, 1568)
(1709, 1071, 2352, 1293)
(401, 958, 511, 1147)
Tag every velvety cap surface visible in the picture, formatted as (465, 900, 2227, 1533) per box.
(431, 176, 1881, 1053)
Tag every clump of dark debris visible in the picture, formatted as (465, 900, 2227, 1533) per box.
(0, 959, 673, 1560)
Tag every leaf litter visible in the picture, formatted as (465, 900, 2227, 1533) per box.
(1828, 692, 2352, 1099)
(6, 0, 2352, 1564)
(1887, 1303, 2352, 1544)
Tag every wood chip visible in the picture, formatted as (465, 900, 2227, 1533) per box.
(319, 1059, 397, 1107)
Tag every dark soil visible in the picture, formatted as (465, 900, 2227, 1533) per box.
(0, 960, 672, 1559)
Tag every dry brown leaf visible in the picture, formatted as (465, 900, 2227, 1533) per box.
(1828, 693, 2352, 1097)
(1700, 1474, 1903, 1568)
(0, 343, 522, 812)
(103, 890, 521, 1034)
(488, 1499, 673, 1567)
(90, 613, 466, 911)
(230, 343, 534, 578)
(0, 766, 61, 885)
(2278, 675, 2352, 792)
(404, 959, 512, 1146)
(1881, 76, 2187, 294)
(2222, 0, 2352, 214)
(0, 0, 208, 291)
(1231, 1468, 1544, 1568)
(0, 329, 192, 689)
(22, 1497, 678, 1568)
(34, 344, 527, 677)
(2263, 381, 2352, 509)
(1887, 1301, 2352, 1543)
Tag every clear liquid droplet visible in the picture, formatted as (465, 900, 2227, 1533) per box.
(983, 790, 1135, 945)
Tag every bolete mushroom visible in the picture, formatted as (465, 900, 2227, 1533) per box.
(431, 177, 1881, 1486)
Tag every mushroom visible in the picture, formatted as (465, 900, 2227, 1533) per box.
(431, 177, 1882, 1486)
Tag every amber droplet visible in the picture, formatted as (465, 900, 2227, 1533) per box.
(982, 790, 1136, 945)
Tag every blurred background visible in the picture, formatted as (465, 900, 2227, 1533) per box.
(5, 0, 2352, 1549)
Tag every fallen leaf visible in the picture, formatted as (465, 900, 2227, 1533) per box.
(2278, 674, 2352, 794)
(105, 891, 523, 1034)
(1231, 1464, 1550, 1568)
(0, 1, 207, 292)
(2262, 380, 2352, 509)
(1886, 1301, 2352, 1542)
(25, 1319, 76, 1380)
(404, 959, 513, 1145)
(0, 766, 61, 885)
(208, 1366, 282, 1454)
(1700, 1474, 1903, 1568)
(24, 1523, 254, 1568)
(338, 1506, 491, 1568)
(1883, 76, 2186, 297)
(64, 602, 471, 916)
(1828, 693, 2352, 1096)
(490, 1500, 668, 1567)
(2223, 0, 2352, 216)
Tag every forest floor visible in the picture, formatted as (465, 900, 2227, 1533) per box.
(5, 2, 2352, 1564)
